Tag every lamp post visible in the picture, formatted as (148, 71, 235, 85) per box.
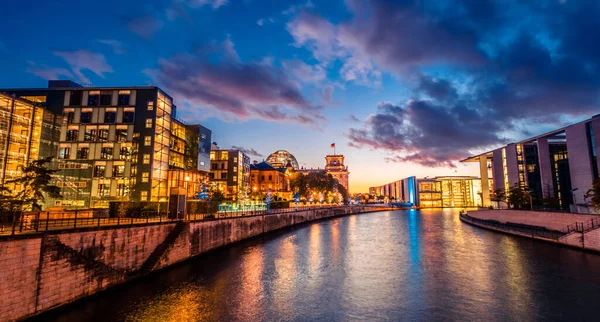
(571, 188, 579, 213)
(528, 190, 535, 211)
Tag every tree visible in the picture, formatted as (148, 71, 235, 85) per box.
(289, 172, 308, 199)
(585, 177, 600, 210)
(0, 157, 61, 222)
(507, 184, 529, 209)
(490, 188, 506, 209)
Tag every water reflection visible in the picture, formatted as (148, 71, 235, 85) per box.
(35, 210, 600, 322)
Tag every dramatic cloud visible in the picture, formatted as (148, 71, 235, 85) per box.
(348, 100, 507, 167)
(97, 39, 127, 54)
(26, 61, 73, 80)
(231, 146, 263, 158)
(282, 59, 326, 83)
(54, 50, 113, 83)
(145, 39, 324, 126)
(320, 0, 600, 167)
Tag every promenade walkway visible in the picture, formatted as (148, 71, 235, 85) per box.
(468, 209, 597, 231)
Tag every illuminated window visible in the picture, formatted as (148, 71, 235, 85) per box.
(80, 111, 92, 123)
(234, 157, 238, 162)
(101, 147, 113, 160)
(84, 127, 97, 141)
(63, 110, 75, 123)
(88, 91, 100, 105)
(104, 111, 116, 123)
(145, 118, 152, 128)
(58, 147, 71, 159)
(98, 183, 110, 197)
(77, 147, 89, 159)
(142, 172, 149, 182)
(123, 110, 135, 123)
(143, 154, 150, 164)
(147, 101, 154, 110)
(116, 129, 128, 142)
(118, 90, 130, 105)
(113, 165, 125, 177)
(98, 129, 109, 141)
(100, 91, 112, 105)
(141, 191, 148, 201)
(66, 129, 78, 141)
(93, 165, 105, 177)
(144, 136, 151, 146)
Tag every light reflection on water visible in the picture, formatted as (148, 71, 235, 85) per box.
(34, 209, 600, 322)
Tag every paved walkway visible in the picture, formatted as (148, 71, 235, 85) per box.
(467, 210, 598, 231)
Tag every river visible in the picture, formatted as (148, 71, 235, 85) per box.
(32, 209, 600, 321)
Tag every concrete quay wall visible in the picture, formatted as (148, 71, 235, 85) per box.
(461, 210, 600, 253)
(0, 206, 378, 321)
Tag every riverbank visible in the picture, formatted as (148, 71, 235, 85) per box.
(461, 209, 600, 253)
(0, 205, 389, 322)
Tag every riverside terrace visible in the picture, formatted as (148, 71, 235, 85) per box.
(0, 204, 393, 236)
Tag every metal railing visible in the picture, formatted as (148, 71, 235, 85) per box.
(460, 213, 566, 240)
(0, 205, 377, 236)
(563, 216, 600, 234)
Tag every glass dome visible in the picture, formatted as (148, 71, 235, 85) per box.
(266, 150, 299, 170)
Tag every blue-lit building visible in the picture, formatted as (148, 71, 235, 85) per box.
(369, 176, 482, 208)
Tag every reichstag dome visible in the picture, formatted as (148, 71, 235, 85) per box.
(265, 150, 299, 170)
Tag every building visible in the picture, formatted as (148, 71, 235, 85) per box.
(265, 150, 299, 170)
(264, 150, 351, 193)
(369, 176, 482, 208)
(209, 149, 251, 201)
(0, 93, 61, 192)
(249, 161, 291, 199)
(462, 114, 600, 210)
(1, 80, 211, 208)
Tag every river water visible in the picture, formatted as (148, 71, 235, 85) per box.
(34, 209, 600, 321)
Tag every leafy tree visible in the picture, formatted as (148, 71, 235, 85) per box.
(0, 157, 61, 222)
(289, 172, 309, 198)
(584, 177, 600, 210)
(507, 184, 529, 209)
(490, 188, 506, 209)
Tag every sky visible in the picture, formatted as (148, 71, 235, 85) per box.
(1, 0, 599, 193)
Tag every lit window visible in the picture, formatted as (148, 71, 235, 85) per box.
(144, 136, 151, 146)
(145, 118, 152, 128)
(141, 191, 148, 201)
(118, 90, 131, 105)
(147, 101, 154, 110)
(143, 154, 150, 164)
(142, 172, 149, 182)
(234, 157, 238, 162)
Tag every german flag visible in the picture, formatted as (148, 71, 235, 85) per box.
(331, 143, 335, 148)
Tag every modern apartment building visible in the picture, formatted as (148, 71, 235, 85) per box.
(462, 114, 600, 210)
(0, 93, 61, 191)
(209, 149, 251, 201)
(370, 176, 482, 208)
(1, 80, 211, 208)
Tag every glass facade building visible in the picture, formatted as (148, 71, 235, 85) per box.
(1, 81, 212, 209)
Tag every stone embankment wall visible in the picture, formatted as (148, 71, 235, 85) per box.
(0, 206, 378, 321)
(462, 210, 600, 253)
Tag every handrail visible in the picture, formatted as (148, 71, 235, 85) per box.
(460, 213, 566, 240)
(0, 205, 376, 236)
(562, 217, 600, 234)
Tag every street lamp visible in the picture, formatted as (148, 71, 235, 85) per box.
(528, 190, 535, 211)
(571, 188, 579, 213)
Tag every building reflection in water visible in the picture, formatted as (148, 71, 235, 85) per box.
(125, 283, 207, 322)
(231, 246, 265, 321)
(271, 235, 297, 319)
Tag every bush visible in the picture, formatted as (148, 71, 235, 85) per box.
(187, 200, 219, 215)
(269, 201, 290, 209)
(108, 201, 165, 218)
